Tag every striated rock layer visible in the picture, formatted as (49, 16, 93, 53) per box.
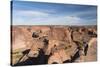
(11, 25, 97, 66)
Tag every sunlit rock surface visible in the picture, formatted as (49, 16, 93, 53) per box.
(11, 25, 97, 66)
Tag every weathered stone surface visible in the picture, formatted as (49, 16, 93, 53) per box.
(11, 25, 97, 65)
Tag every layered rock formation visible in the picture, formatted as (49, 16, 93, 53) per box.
(11, 25, 97, 66)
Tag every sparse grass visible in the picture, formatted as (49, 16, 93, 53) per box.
(12, 48, 25, 54)
(12, 49, 23, 65)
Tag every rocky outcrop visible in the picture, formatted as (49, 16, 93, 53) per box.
(11, 25, 97, 65)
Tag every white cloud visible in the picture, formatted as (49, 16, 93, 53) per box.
(64, 16, 82, 23)
(14, 10, 50, 17)
(40, 15, 84, 25)
(13, 10, 51, 24)
(13, 10, 96, 25)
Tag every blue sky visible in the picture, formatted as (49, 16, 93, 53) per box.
(12, 1, 97, 25)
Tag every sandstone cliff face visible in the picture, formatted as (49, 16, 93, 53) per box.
(11, 25, 97, 65)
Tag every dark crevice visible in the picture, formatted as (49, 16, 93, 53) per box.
(14, 49, 50, 66)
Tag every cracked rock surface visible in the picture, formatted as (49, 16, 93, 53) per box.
(11, 25, 97, 66)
